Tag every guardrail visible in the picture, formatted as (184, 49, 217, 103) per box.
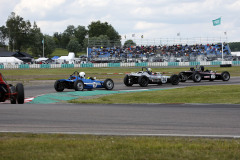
(0, 61, 239, 69)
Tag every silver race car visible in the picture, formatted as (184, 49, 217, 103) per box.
(124, 67, 179, 87)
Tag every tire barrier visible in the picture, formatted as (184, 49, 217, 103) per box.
(0, 61, 240, 69)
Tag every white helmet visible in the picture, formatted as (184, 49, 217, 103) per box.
(79, 72, 85, 78)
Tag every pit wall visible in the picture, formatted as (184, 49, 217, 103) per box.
(0, 61, 239, 69)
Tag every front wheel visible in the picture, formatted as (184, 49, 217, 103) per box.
(221, 71, 230, 81)
(104, 79, 114, 90)
(10, 86, 16, 104)
(192, 72, 202, 82)
(123, 75, 133, 86)
(170, 74, 180, 85)
(74, 80, 84, 91)
(16, 83, 24, 104)
(138, 76, 149, 87)
(54, 80, 64, 92)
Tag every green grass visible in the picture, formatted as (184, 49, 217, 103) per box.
(1, 66, 240, 81)
(0, 133, 239, 160)
(70, 85, 240, 104)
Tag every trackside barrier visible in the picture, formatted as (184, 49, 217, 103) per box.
(232, 61, 240, 65)
(81, 63, 93, 68)
(19, 64, 29, 69)
(1, 61, 240, 70)
(40, 64, 50, 68)
(135, 62, 148, 67)
(190, 61, 200, 66)
(168, 62, 179, 66)
(108, 63, 121, 67)
(211, 61, 222, 65)
(61, 64, 74, 68)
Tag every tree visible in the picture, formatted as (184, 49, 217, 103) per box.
(124, 39, 136, 47)
(6, 12, 32, 52)
(74, 25, 87, 47)
(0, 25, 8, 47)
(88, 21, 121, 41)
(29, 22, 44, 57)
(43, 35, 56, 57)
(67, 38, 81, 54)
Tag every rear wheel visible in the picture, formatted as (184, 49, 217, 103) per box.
(124, 75, 133, 86)
(221, 71, 230, 81)
(16, 83, 24, 104)
(170, 74, 180, 85)
(74, 80, 84, 91)
(104, 79, 114, 90)
(54, 80, 64, 92)
(138, 76, 149, 87)
(192, 72, 202, 82)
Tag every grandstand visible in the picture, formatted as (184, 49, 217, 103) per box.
(87, 37, 233, 63)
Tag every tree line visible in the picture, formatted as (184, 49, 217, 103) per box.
(0, 12, 121, 57)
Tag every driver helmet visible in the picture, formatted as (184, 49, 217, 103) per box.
(79, 72, 85, 78)
(148, 68, 152, 72)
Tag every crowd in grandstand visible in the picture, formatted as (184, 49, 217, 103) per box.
(88, 43, 231, 60)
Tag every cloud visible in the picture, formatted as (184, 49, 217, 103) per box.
(0, 0, 239, 42)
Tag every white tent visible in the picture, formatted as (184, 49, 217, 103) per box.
(0, 57, 23, 65)
(231, 52, 240, 56)
(58, 52, 80, 64)
(35, 57, 48, 62)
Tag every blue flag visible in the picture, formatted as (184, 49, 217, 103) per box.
(212, 17, 221, 26)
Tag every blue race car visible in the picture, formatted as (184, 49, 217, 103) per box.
(54, 71, 114, 92)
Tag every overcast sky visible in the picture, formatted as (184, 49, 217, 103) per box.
(0, 0, 240, 44)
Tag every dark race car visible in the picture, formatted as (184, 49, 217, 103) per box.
(124, 67, 179, 87)
(178, 66, 230, 83)
(54, 71, 114, 92)
(0, 72, 25, 104)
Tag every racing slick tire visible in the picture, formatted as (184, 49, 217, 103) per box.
(103, 79, 114, 90)
(170, 74, 180, 85)
(138, 76, 149, 87)
(124, 75, 133, 86)
(192, 72, 202, 83)
(178, 73, 187, 82)
(10, 86, 16, 104)
(221, 71, 230, 81)
(74, 80, 84, 91)
(16, 83, 24, 104)
(54, 80, 65, 92)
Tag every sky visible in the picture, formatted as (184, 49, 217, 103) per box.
(0, 0, 240, 45)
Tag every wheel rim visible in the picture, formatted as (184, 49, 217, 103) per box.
(77, 82, 83, 90)
(195, 74, 201, 81)
(223, 73, 229, 80)
(106, 80, 113, 89)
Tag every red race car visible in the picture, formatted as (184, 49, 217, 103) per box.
(0, 72, 24, 104)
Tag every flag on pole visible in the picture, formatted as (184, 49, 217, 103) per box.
(141, 35, 143, 38)
(42, 39, 44, 44)
(212, 17, 221, 26)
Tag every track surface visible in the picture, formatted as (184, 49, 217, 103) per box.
(0, 103, 240, 137)
(1, 77, 240, 137)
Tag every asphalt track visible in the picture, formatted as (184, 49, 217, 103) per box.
(1, 77, 240, 137)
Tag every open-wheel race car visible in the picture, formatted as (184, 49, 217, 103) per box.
(178, 66, 230, 82)
(124, 67, 179, 87)
(54, 71, 114, 92)
(0, 73, 25, 104)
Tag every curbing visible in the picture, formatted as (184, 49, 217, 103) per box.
(0, 61, 240, 69)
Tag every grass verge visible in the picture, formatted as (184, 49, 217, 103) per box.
(1, 66, 240, 81)
(0, 133, 239, 160)
(70, 85, 240, 104)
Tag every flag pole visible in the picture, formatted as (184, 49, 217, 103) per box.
(42, 38, 44, 58)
